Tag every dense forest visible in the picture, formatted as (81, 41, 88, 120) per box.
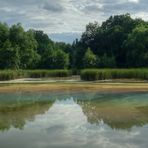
(0, 13, 148, 70)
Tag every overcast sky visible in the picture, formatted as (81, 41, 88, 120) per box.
(0, 0, 148, 43)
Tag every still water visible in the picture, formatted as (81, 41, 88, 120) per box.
(0, 90, 148, 148)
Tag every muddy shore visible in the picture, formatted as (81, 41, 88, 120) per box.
(0, 81, 148, 93)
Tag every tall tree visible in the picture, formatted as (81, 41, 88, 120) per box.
(0, 40, 20, 69)
(9, 24, 40, 69)
(41, 49, 69, 69)
(32, 30, 54, 55)
(0, 23, 9, 48)
(123, 25, 148, 67)
(83, 48, 97, 68)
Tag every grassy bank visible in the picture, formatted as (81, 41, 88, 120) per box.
(81, 69, 148, 81)
(0, 70, 72, 81)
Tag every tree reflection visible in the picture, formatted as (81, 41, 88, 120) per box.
(0, 101, 54, 131)
(0, 91, 148, 131)
(78, 99, 148, 130)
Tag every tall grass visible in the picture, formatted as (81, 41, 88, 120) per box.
(0, 71, 20, 81)
(81, 69, 148, 81)
(1, 69, 148, 81)
(0, 70, 72, 81)
(26, 70, 72, 78)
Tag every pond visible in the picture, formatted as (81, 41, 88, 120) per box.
(0, 90, 148, 148)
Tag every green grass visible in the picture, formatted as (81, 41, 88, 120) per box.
(0, 70, 72, 81)
(81, 69, 148, 81)
(1, 69, 148, 81)
(26, 70, 72, 78)
(0, 71, 19, 81)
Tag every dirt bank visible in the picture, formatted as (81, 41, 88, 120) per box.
(0, 82, 148, 93)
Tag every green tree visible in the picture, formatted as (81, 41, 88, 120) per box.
(74, 13, 146, 68)
(54, 49, 69, 69)
(123, 25, 148, 67)
(0, 40, 20, 69)
(54, 42, 73, 68)
(32, 30, 54, 55)
(0, 13, 148, 70)
(81, 22, 99, 46)
(83, 48, 97, 68)
(97, 54, 116, 68)
(0, 23, 9, 48)
(9, 24, 40, 69)
(41, 49, 69, 69)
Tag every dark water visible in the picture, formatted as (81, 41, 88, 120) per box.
(0, 90, 148, 148)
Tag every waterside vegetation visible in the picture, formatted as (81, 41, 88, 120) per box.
(0, 13, 148, 70)
(0, 70, 72, 81)
(81, 69, 148, 81)
(1, 13, 148, 81)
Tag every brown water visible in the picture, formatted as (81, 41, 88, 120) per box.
(0, 91, 148, 148)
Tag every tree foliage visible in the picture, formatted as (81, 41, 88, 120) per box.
(72, 13, 148, 69)
(41, 49, 69, 69)
(0, 14, 148, 70)
(0, 23, 70, 69)
(83, 48, 97, 68)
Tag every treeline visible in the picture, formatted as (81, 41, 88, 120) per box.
(0, 23, 70, 69)
(72, 13, 148, 69)
(0, 13, 148, 70)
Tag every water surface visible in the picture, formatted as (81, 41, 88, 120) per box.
(0, 90, 148, 148)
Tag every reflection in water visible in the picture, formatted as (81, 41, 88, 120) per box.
(78, 100, 148, 130)
(0, 101, 53, 131)
(0, 91, 148, 148)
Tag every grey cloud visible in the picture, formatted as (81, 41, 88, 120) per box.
(43, 0, 64, 12)
(102, 1, 148, 16)
(83, 5, 103, 13)
(0, 0, 148, 42)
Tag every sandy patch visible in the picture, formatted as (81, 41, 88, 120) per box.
(0, 82, 148, 93)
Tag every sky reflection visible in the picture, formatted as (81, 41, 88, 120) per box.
(0, 92, 148, 148)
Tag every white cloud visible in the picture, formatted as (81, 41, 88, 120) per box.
(132, 11, 148, 20)
(128, 0, 139, 3)
(0, 0, 147, 42)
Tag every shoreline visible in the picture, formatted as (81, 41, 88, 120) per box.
(0, 80, 148, 93)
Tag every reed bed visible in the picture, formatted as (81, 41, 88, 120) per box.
(26, 70, 72, 78)
(0, 70, 72, 81)
(81, 69, 148, 81)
